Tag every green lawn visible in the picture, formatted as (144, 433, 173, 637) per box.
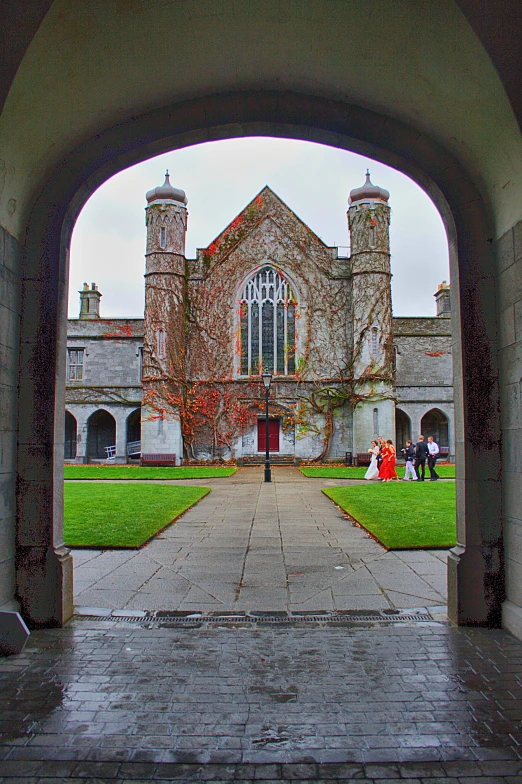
(300, 464, 455, 479)
(323, 481, 456, 549)
(64, 484, 210, 548)
(64, 465, 237, 480)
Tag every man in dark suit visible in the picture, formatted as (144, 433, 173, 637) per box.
(414, 435, 429, 481)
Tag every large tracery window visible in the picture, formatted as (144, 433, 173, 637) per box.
(240, 266, 296, 375)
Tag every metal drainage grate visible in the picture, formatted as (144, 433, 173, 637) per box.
(75, 609, 437, 627)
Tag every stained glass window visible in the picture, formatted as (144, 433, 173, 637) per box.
(239, 266, 296, 375)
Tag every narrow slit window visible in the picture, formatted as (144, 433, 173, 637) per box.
(160, 227, 166, 249)
(373, 408, 379, 434)
(157, 328, 166, 358)
(371, 327, 378, 355)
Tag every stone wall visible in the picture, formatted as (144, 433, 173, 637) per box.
(497, 219, 522, 640)
(394, 316, 454, 456)
(65, 318, 143, 462)
(66, 319, 143, 389)
(0, 226, 21, 611)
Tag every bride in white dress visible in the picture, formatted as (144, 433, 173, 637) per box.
(364, 440, 380, 480)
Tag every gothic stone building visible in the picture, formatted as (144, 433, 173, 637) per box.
(65, 173, 454, 464)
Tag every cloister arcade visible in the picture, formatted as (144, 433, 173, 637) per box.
(64, 407, 141, 463)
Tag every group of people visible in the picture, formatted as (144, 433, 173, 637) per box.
(364, 435, 440, 482)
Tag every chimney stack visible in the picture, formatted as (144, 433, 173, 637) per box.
(434, 281, 451, 317)
(79, 282, 102, 320)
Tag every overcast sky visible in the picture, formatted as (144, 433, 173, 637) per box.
(69, 137, 450, 319)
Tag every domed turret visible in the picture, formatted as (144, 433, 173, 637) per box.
(349, 170, 390, 205)
(146, 171, 187, 205)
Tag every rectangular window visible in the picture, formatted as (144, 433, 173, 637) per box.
(160, 227, 166, 249)
(138, 346, 144, 379)
(67, 349, 84, 381)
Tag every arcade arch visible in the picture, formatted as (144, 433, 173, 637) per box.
(86, 410, 116, 460)
(64, 411, 77, 460)
(126, 408, 141, 461)
(13, 91, 502, 632)
(395, 409, 411, 453)
(421, 408, 450, 450)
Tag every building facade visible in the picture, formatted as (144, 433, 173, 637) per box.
(65, 174, 454, 464)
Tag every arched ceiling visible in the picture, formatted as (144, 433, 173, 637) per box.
(0, 0, 520, 239)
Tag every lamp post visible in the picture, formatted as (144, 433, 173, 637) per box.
(261, 372, 272, 483)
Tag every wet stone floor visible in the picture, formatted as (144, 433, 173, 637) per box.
(1, 621, 522, 782)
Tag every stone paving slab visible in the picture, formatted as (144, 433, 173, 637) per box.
(0, 622, 521, 782)
(72, 468, 449, 614)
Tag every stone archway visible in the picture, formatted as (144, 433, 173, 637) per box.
(64, 411, 77, 460)
(395, 409, 411, 453)
(86, 410, 116, 460)
(13, 91, 502, 630)
(126, 408, 141, 461)
(421, 408, 449, 449)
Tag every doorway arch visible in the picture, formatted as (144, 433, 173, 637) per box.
(421, 408, 449, 449)
(86, 410, 116, 460)
(395, 409, 411, 453)
(15, 91, 501, 628)
(64, 411, 77, 460)
(126, 408, 141, 460)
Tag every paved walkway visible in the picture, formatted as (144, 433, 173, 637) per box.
(0, 621, 521, 781)
(72, 467, 448, 614)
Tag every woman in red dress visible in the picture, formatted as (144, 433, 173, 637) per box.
(378, 439, 400, 482)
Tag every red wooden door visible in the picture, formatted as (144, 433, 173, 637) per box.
(258, 419, 280, 452)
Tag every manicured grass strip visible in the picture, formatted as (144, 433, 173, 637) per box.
(301, 464, 455, 479)
(64, 465, 237, 480)
(64, 484, 210, 548)
(323, 482, 456, 549)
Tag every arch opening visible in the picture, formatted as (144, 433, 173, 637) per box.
(86, 410, 116, 460)
(15, 90, 502, 630)
(126, 408, 141, 461)
(64, 411, 77, 460)
(395, 409, 411, 453)
(421, 408, 449, 450)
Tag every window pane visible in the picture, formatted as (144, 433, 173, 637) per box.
(287, 304, 295, 374)
(251, 303, 259, 374)
(277, 303, 285, 374)
(240, 302, 248, 374)
(262, 301, 274, 372)
(68, 349, 84, 380)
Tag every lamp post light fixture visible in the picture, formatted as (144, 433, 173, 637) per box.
(261, 372, 272, 483)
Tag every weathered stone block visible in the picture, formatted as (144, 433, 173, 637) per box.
(496, 226, 515, 273)
(0, 611, 30, 656)
(499, 305, 516, 348)
(499, 256, 522, 309)
(514, 219, 522, 264)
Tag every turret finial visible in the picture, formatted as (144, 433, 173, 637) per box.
(349, 171, 390, 205)
(146, 171, 187, 205)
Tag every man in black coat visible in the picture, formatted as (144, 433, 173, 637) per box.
(414, 435, 429, 481)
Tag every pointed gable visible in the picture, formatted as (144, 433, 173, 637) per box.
(197, 186, 334, 270)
